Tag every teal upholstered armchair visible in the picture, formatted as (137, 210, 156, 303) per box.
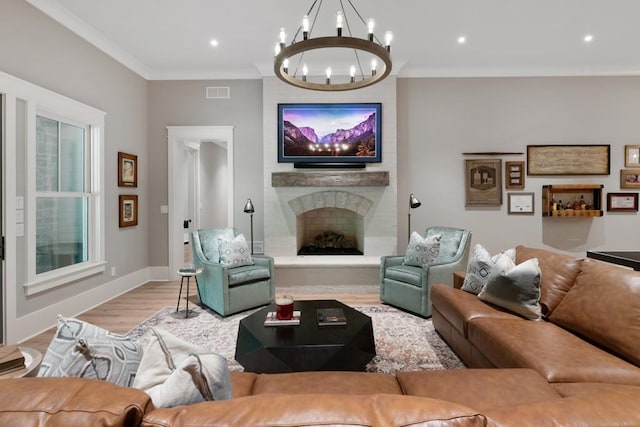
(380, 226, 472, 318)
(191, 227, 275, 317)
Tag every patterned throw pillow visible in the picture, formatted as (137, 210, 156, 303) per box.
(478, 255, 542, 320)
(462, 244, 516, 295)
(37, 315, 142, 387)
(403, 232, 442, 269)
(218, 233, 254, 267)
(133, 328, 231, 408)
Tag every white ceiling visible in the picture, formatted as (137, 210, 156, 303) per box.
(27, 0, 640, 81)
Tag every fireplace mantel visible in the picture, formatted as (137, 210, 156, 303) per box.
(272, 171, 389, 187)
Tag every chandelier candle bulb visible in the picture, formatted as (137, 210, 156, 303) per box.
(368, 18, 375, 41)
(350, 65, 356, 82)
(279, 27, 286, 48)
(371, 59, 377, 76)
(325, 67, 332, 84)
(283, 58, 289, 74)
(336, 11, 344, 36)
(385, 31, 393, 51)
(302, 15, 309, 39)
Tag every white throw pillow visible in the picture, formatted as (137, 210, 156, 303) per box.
(403, 232, 441, 269)
(133, 327, 231, 408)
(218, 233, 254, 267)
(478, 255, 542, 320)
(461, 244, 515, 295)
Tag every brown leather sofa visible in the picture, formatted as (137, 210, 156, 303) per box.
(2, 369, 640, 426)
(1, 246, 639, 426)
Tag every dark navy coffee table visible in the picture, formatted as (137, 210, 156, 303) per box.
(235, 299, 375, 373)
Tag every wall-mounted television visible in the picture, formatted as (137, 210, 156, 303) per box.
(277, 103, 381, 166)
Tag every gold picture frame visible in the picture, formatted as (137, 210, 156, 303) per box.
(465, 159, 502, 206)
(620, 169, 640, 189)
(624, 145, 640, 168)
(505, 161, 525, 190)
(119, 195, 138, 227)
(118, 152, 138, 187)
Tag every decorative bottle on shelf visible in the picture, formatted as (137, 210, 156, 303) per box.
(580, 195, 587, 210)
(557, 200, 564, 211)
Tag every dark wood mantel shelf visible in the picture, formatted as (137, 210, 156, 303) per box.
(272, 171, 389, 187)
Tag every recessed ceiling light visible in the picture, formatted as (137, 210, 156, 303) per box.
(210, 39, 219, 47)
(583, 34, 594, 43)
(457, 35, 467, 44)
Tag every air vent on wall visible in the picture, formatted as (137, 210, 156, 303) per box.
(206, 86, 230, 99)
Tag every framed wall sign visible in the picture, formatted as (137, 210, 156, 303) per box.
(118, 152, 138, 187)
(620, 169, 640, 189)
(625, 145, 640, 168)
(508, 192, 535, 214)
(505, 161, 525, 190)
(527, 145, 610, 176)
(607, 192, 638, 212)
(465, 159, 502, 206)
(119, 195, 138, 227)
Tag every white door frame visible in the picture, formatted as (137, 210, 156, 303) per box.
(167, 126, 234, 281)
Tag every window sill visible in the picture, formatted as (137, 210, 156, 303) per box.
(23, 261, 107, 296)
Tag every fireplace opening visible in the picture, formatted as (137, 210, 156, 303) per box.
(298, 231, 364, 256)
(296, 207, 364, 256)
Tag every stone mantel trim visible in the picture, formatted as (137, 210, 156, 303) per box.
(288, 191, 374, 217)
(272, 171, 389, 187)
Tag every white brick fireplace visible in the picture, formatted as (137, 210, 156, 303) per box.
(261, 77, 398, 285)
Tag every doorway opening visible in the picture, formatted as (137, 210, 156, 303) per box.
(167, 126, 234, 281)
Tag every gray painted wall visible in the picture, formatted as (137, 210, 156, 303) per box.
(398, 76, 640, 255)
(0, 0, 148, 315)
(146, 80, 262, 266)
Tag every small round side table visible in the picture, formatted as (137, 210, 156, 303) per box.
(176, 268, 203, 318)
(0, 347, 43, 379)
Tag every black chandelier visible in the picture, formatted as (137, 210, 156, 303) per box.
(273, 0, 393, 91)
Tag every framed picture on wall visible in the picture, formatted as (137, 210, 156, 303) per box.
(606, 192, 639, 212)
(119, 195, 138, 227)
(465, 159, 502, 206)
(507, 192, 534, 214)
(118, 152, 138, 187)
(620, 169, 640, 189)
(505, 161, 525, 190)
(625, 145, 640, 168)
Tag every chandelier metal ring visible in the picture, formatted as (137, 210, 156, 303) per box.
(274, 36, 392, 91)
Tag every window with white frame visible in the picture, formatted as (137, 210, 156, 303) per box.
(24, 102, 105, 295)
(35, 114, 89, 274)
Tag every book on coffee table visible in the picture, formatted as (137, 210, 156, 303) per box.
(316, 308, 347, 326)
(0, 345, 25, 374)
(264, 311, 301, 326)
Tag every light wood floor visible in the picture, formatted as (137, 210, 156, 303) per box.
(20, 280, 380, 356)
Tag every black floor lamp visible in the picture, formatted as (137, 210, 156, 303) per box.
(243, 198, 255, 254)
(408, 193, 422, 240)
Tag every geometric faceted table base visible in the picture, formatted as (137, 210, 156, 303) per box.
(235, 299, 375, 373)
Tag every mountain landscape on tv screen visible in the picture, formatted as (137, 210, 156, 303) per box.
(282, 112, 377, 158)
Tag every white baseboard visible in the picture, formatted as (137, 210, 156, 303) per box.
(13, 267, 154, 344)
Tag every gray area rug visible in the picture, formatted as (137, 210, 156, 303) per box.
(128, 304, 465, 373)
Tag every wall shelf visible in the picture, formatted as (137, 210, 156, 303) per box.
(542, 184, 604, 217)
(272, 171, 389, 187)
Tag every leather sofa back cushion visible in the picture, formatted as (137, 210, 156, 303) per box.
(549, 258, 640, 366)
(142, 393, 488, 427)
(515, 245, 583, 316)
